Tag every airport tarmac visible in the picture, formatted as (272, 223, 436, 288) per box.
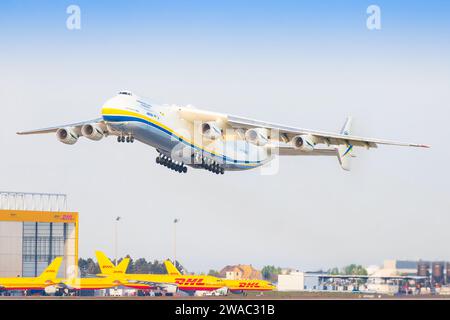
(1, 292, 450, 300)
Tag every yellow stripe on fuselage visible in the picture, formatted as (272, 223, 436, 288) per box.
(102, 107, 260, 167)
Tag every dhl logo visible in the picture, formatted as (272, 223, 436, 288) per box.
(102, 265, 113, 269)
(44, 270, 56, 273)
(238, 282, 261, 288)
(175, 278, 205, 286)
(52, 214, 74, 221)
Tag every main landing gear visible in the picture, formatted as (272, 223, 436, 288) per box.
(156, 155, 188, 174)
(200, 158, 225, 175)
(117, 134, 134, 143)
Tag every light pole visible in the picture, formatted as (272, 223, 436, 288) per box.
(114, 216, 121, 266)
(173, 218, 179, 268)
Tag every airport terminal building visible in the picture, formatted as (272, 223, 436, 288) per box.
(0, 192, 78, 278)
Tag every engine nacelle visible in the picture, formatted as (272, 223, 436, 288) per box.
(81, 123, 104, 141)
(201, 121, 222, 140)
(56, 128, 78, 145)
(291, 135, 315, 151)
(245, 128, 268, 146)
(44, 285, 57, 295)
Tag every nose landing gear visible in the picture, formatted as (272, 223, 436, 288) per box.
(117, 134, 134, 143)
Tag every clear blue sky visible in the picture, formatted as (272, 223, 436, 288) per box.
(1, 1, 449, 272)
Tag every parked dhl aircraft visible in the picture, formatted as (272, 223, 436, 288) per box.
(0, 257, 62, 292)
(96, 251, 225, 293)
(17, 91, 429, 174)
(56, 258, 130, 292)
(222, 279, 275, 294)
(96, 251, 275, 294)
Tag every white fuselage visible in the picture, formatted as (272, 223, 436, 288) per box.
(101, 93, 272, 171)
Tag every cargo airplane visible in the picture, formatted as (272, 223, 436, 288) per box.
(96, 251, 275, 295)
(96, 251, 225, 293)
(17, 91, 429, 174)
(0, 257, 62, 293)
(56, 258, 130, 292)
(222, 279, 275, 294)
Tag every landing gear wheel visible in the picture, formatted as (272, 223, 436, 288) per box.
(156, 157, 160, 164)
(130, 137, 134, 143)
(183, 167, 187, 173)
(121, 136, 126, 143)
(117, 136, 121, 142)
(126, 136, 130, 143)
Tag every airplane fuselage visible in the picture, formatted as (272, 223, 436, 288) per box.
(0, 278, 56, 290)
(101, 92, 272, 172)
(123, 274, 226, 292)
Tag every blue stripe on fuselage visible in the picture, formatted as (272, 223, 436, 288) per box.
(102, 114, 262, 166)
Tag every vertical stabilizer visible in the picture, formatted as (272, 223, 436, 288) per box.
(38, 257, 63, 280)
(164, 260, 182, 275)
(114, 258, 130, 275)
(95, 251, 116, 275)
(337, 117, 353, 171)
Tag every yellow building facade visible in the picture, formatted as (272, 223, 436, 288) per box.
(0, 192, 78, 278)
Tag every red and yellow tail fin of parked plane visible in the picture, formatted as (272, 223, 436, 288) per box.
(94, 251, 275, 294)
(164, 260, 182, 275)
(38, 256, 63, 280)
(0, 257, 63, 290)
(95, 250, 130, 276)
(115, 258, 130, 274)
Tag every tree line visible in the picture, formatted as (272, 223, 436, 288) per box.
(78, 255, 176, 277)
(78, 258, 367, 280)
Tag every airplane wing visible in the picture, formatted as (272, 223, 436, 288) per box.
(276, 145, 339, 156)
(227, 115, 429, 149)
(17, 118, 105, 135)
(177, 107, 429, 149)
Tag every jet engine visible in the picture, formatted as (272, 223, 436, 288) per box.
(81, 123, 104, 141)
(161, 283, 179, 293)
(56, 128, 78, 145)
(201, 121, 222, 140)
(291, 134, 315, 151)
(44, 285, 58, 295)
(245, 128, 268, 146)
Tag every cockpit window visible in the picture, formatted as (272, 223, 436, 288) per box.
(118, 91, 132, 96)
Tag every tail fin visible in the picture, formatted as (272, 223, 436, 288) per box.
(164, 260, 181, 275)
(96, 251, 130, 275)
(95, 251, 116, 275)
(337, 117, 354, 171)
(114, 258, 130, 275)
(38, 257, 63, 279)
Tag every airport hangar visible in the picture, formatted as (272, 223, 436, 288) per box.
(0, 191, 78, 278)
